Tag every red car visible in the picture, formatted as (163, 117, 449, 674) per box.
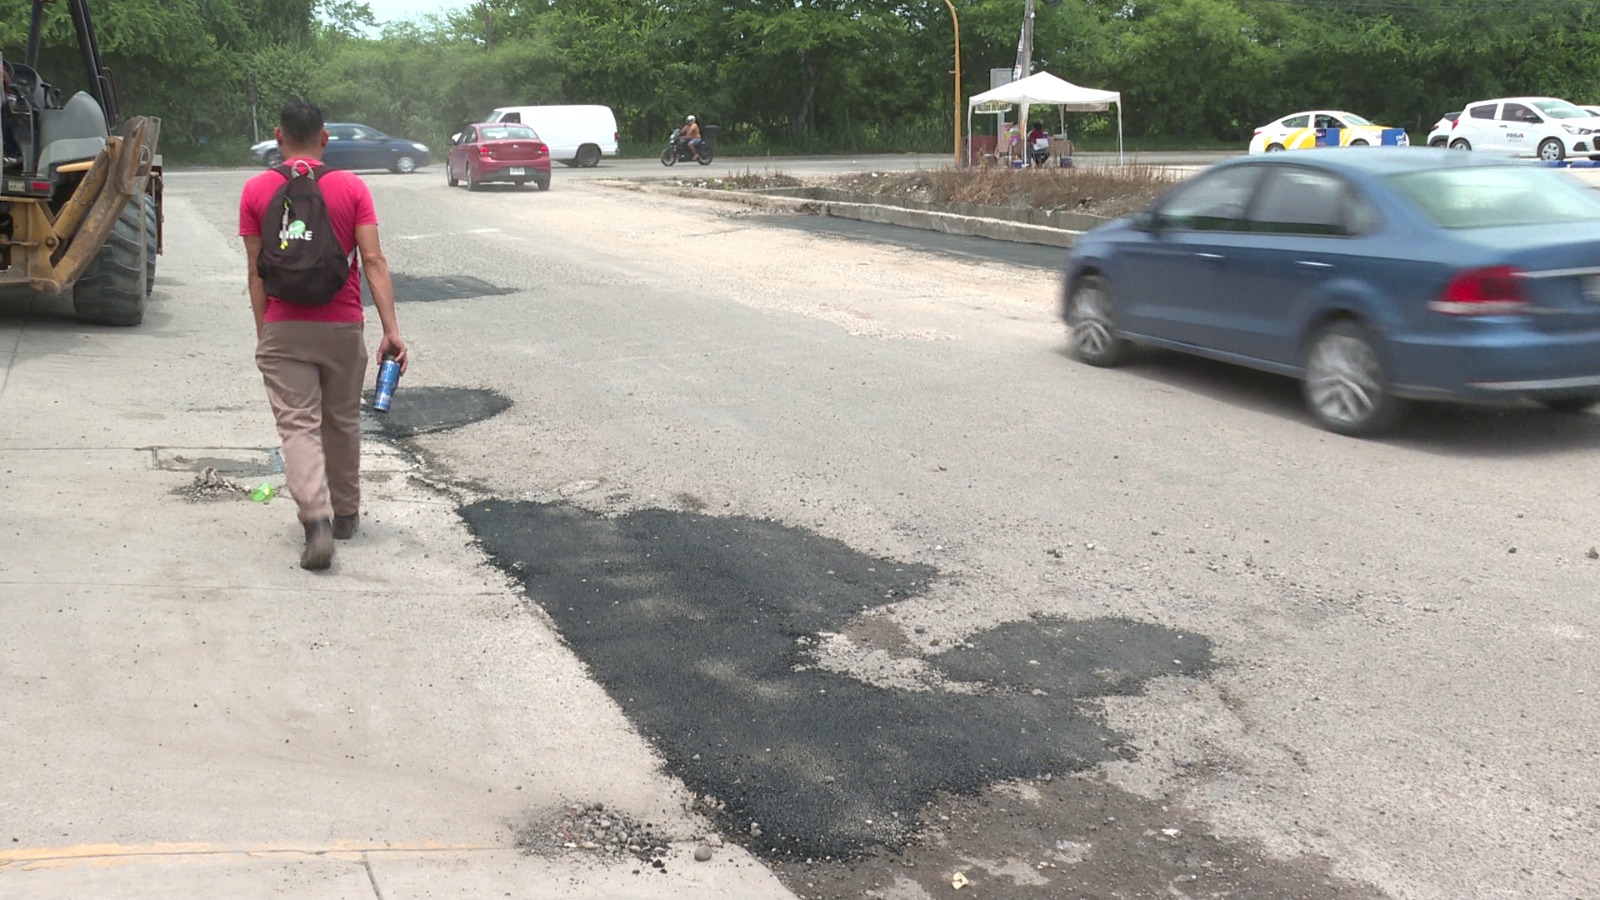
(446, 123, 552, 191)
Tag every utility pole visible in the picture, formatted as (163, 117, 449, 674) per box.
(482, 0, 493, 53)
(1015, 0, 1035, 139)
(1014, 0, 1034, 82)
(941, 0, 962, 167)
(246, 72, 258, 144)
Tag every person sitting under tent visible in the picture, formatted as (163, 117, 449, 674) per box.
(1027, 123, 1049, 166)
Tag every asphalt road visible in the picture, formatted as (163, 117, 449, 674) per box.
(171, 162, 1600, 899)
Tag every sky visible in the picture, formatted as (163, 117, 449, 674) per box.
(363, 0, 472, 26)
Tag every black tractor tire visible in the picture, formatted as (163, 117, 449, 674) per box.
(73, 196, 151, 326)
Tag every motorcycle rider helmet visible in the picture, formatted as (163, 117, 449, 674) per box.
(686, 115, 696, 123)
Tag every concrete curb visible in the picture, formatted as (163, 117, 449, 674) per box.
(609, 180, 1084, 249)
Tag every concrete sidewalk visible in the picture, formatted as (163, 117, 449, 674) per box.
(0, 193, 794, 898)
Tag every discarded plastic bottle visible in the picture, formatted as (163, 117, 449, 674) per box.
(250, 482, 276, 503)
(372, 354, 401, 413)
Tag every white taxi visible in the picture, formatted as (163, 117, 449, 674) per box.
(1248, 110, 1406, 153)
(1446, 97, 1600, 161)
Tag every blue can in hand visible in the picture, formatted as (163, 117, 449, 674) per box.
(372, 355, 401, 413)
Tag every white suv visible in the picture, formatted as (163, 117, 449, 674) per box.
(1447, 97, 1600, 161)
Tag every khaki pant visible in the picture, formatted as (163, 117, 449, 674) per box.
(255, 322, 368, 523)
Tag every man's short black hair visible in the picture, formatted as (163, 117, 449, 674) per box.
(278, 100, 325, 144)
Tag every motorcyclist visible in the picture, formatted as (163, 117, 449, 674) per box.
(681, 115, 704, 162)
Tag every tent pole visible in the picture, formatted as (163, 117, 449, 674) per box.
(1117, 102, 1124, 165)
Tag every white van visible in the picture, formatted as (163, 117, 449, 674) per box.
(486, 105, 618, 167)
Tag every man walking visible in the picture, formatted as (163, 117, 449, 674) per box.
(239, 100, 408, 571)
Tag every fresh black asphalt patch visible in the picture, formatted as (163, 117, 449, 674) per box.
(749, 214, 1067, 271)
(366, 386, 512, 439)
(363, 273, 516, 304)
(459, 499, 1214, 860)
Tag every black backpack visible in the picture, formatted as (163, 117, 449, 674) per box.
(256, 162, 350, 306)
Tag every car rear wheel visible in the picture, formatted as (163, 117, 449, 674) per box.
(535, 176, 551, 191)
(1538, 138, 1565, 161)
(1302, 320, 1402, 436)
(392, 155, 418, 174)
(1350, 139, 1369, 147)
(1065, 275, 1129, 367)
(575, 144, 601, 167)
(446, 161, 458, 187)
(1429, 138, 1447, 148)
(1265, 143, 1286, 152)
(466, 162, 480, 192)
(264, 149, 284, 167)
(1449, 138, 1472, 151)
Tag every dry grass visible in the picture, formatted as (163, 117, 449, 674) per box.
(827, 166, 1178, 219)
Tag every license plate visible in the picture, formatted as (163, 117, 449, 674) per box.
(509, 167, 526, 176)
(1586, 275, 1600, 303)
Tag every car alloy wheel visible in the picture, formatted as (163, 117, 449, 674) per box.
(394, 155, 417, 174)
(1429, 139, 1447, 148)
(1066, 276, 1128, 367)
(265, 150, 283, 167)
(1449, 138, 1471, 151)
(466, 162, 480, 191)
(1265, 143, 1286, 152)
(575, 145, 601, 167)
(1350, 140, 1369, 147)
(1538, 138, 1565, 161)
(446, 161, 459, 187)
(1302, 320, 1401, 436)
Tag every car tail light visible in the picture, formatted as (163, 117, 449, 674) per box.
(1451, 118, 1459, 130)
(478, 144, 493, 157)
(1429, 265, 1528, 315)
(534, 142, 547, 155)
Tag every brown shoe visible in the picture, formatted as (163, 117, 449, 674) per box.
(301, 518, 334, 571)
(333, 512, 359, 540)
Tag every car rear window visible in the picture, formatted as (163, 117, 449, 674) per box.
(1388, 167, 1600, 228)
(481, 125, 538, 141)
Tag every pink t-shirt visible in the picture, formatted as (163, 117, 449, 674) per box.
(239, 158, 377, 324)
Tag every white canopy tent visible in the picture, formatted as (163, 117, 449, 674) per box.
(966, 71, 1124, 165)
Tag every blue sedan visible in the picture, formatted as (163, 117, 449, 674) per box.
(1062, 148, 1600, 435)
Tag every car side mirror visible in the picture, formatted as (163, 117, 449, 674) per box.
(1132, 210, 1163, 231)
(450, 133, 461, 145)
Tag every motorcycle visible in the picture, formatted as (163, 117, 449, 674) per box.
(660, 127, 714, 166)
